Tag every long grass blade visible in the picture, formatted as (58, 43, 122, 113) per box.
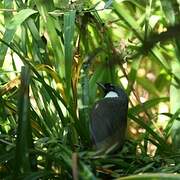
(14, 66, 33, 176)
(64, 10, 76, 99)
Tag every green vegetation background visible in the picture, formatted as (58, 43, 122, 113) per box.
(0, 0, 180, 179)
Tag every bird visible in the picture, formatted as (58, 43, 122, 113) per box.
(90, 82, 128, 154)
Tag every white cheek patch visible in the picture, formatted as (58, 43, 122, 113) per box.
(105, 91, 118, 98)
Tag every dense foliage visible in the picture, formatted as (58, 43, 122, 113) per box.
(0, 0, 180, 179)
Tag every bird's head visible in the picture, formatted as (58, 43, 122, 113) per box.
(96, 82, 116, 96)
(96, 82, 128, 100)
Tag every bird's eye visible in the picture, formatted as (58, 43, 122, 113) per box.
(105, 83, 111, 88)
(109, 85, 114, 90)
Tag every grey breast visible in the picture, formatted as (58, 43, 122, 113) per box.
(90, 97, 128, 150)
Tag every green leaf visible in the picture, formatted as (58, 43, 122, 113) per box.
(34, 0, 64, 76)
(6, 9, 37, 30)
(160, 0, 175, 25)
(118, 173, 180, 180)
(164, 108, 180, 139)
(136, 76, 160, 97)
(64, 10, 76, 99)
(0, 29, 16, 67)
(0, 9, 37, 67)
(14, 66, 34, 175)
(129, 97, 169, 115)
(128, 113, 167, 148)
(112, 1, 143, 41)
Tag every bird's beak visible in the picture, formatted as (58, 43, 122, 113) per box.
(96, 82, 106, 91)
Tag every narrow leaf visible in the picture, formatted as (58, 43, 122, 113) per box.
(64, 10, 76, 98)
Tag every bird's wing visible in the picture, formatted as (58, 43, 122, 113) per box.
(90, 97, 128, 143)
